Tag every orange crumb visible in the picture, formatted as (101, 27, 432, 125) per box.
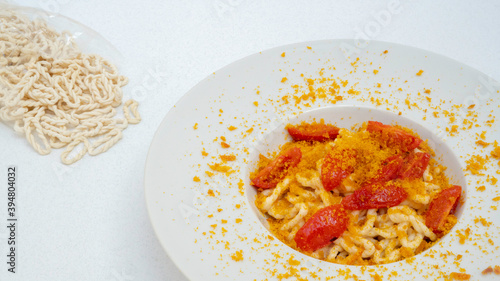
(348, 88, 360, 95)
(220, 154, 236, 161)
(307, 46, 312, 49)
(221, 219, 227, 224)
(237, 179, 244, 195)
(281, 77, 288, 83)
(465, 155, 487, 175)
(449, 125, 459, 136)
(476, 140, 490, 147)
(228, 125, 237, 131)
(235, 204, 241, 209)
(474, 217, 491, 226)
(281, 52, 285, 57)
(231, 250, 243, 261)
(491, 141, 500, 158)
(193, 123, 198, 130)
(208, 162, 233, 175)
(493, 196, 500, 202)
(416, 70, 424, 76)
(253, 101, 259, 106)
(221, 142, 230, 148)
(207, 189, 215, 197)
(490, 177, 498, 185)
(468, 104, 475, 109)
(373, 70, 379, 74)
(193, 176, 200, 182)
(287, 256, 300, 266)
(383, 50, 388, 54)
(424, 89, 431, 94)
(482, 266, 493, 274)
(235, 218, 242, 223)
(350, 58, 359, 67)
(457, 228, 471, 244)
(494, 265, 500, 274)
(201, 150, 208, 157)
(476, 185, 486, 191)
(449, 272, 470, 280)
(480, 131, 487, 140)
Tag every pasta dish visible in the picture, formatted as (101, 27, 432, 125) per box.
(251, 120, 461, 265)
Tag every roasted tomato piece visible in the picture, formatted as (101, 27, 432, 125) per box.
(425, 185, 461, 231)
(286, 122, 340, 142)
(294, 204, 349, 252)
(398, 151, 430, 179)
(367, 121, 423, 152)
(321, 149, 357, 191)
(342, 181, 408, 210)
(250, 147, 302, 189)
(450, 192, 461, 214)
(366, 154, 404, 184)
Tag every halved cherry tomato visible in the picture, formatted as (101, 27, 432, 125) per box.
(367, 121, 423, 152)
(286, 123, 340, 142)
(321, 149, 357, 191)
(398, 151, 430, 179)
(342, 181, 408, 210)
(294, 204, 349, 252)
(425, 185, 461, 231)
(250, 147, 302, 189)
(366, 154, 404, 184)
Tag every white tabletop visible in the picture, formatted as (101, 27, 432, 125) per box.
(1, 1, 499, 280)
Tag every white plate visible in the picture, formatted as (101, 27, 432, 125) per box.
(145, 40, 500, 280)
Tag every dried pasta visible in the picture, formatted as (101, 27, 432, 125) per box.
(0, 10, 140, 164)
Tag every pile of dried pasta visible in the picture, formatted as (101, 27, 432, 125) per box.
(0, 9, 140, 164)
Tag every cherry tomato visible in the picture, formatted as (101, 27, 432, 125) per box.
(286, 123, 340, 142)
(398, 151, 430, 179)
(250, 147, 302, 189)
(425, 185, 461, 231)
(342, 181, 408, 210)
(294, 204, 349, 252)
(321, 149, 357, 191)
(367, 121, 423, 152)
(366, 154, 404, 184)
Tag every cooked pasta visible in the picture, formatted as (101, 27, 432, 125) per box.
(0, 10, 140, 164)
(251, 121, 459, 265)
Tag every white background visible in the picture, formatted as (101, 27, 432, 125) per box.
(1, 1, 499, 280)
